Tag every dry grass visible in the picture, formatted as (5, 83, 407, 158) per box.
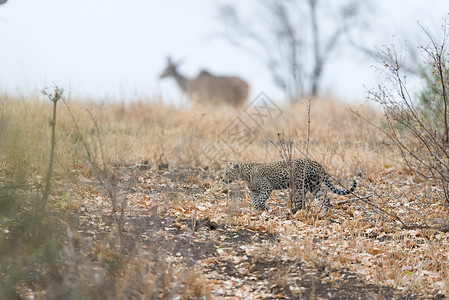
(0, 94, 389, 175)
(1, 93, 447, 297)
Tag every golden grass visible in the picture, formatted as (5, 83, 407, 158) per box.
(0, 93, 394, 182)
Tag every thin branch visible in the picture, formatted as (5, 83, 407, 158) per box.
(334, 195, 370, 205)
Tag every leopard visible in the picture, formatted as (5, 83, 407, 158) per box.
(222, 158, 358, 214)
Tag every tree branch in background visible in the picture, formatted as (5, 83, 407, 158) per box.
(218, 0, 371, 101)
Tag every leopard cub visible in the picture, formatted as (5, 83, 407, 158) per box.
(222, 158, 358, 213)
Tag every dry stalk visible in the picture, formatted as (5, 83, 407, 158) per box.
(334, 195, 370, 205)
(41, 86, 63, 209)
(303, 98, 313, 212)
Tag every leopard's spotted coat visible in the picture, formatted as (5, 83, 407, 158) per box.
(223, 158, 358, 213)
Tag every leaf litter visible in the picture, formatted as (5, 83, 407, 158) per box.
(61, 163, 449, 299)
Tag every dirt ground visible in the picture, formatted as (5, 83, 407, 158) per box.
(69, 163, 447, 299)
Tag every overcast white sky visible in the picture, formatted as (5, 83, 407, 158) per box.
(0, 0, 447, 104)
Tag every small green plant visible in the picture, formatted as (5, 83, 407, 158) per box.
(41, 86, 62, 208)
(417, 58, 449, 131)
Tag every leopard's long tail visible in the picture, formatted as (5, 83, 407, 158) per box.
(322, 175, 358, 195)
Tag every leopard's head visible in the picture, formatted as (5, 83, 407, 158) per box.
(222, 162, 241, 184)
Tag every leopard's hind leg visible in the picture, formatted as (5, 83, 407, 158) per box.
(312, 185, 330, 214)
(291, 187, 307, 214)
(250, 191, 260, 209)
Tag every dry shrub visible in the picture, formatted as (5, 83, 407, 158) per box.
(366, 18, 449, 207)
(271, 267, 289, 289)
(115, 249, 210, 300)
(180, 267, 211, 300)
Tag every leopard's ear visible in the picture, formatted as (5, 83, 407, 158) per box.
(228, 162, 240, 170)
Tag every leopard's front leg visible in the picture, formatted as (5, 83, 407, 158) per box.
(247, 180, 271, 211)
(251, 191, 271, 211)
(247, 181, 261, 210)
(257, 187, 272, 211)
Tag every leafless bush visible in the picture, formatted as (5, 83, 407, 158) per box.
(365, 18, 449, 208)
(62, 98, 128, 252)
(273, 98, 313, 213)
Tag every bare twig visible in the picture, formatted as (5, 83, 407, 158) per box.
(334, 195, 370, 205)
(303, 98, 313, 211)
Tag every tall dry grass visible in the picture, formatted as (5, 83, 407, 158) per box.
(0, 94, 393, 185)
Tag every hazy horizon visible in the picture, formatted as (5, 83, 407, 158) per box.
(0, 0, 447, 104)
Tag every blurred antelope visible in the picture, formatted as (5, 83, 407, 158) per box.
(159, 57, 249, 108)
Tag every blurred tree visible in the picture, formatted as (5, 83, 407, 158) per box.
(218, 0, 372, 101)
